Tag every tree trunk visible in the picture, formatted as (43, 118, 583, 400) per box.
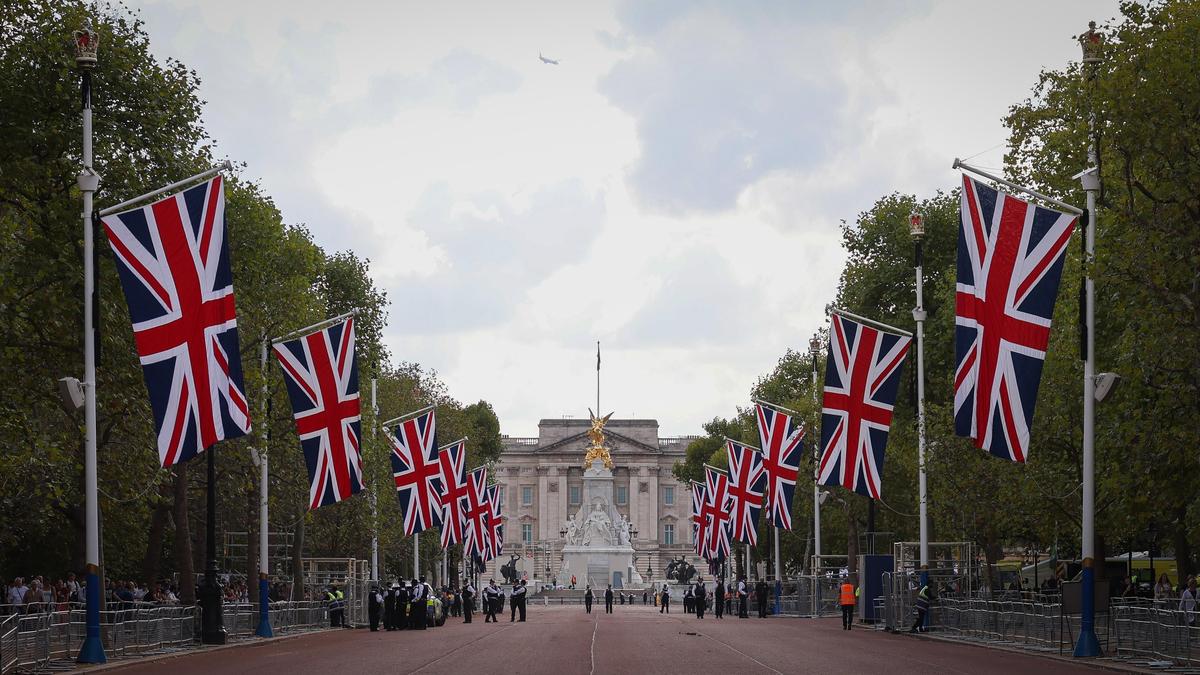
(141, 481, 172, 585)
(291, 512, 306, 601)
(1174, 506, 1194, 578)
(173, 465, 195, 605)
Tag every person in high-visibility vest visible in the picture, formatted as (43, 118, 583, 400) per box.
(839, 579, 859, 630)
(910, 582, 931, 633)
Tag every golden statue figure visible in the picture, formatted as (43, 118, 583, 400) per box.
(583, 409, 614, 470)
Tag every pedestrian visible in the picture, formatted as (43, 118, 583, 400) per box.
(756, 579, 769, 618)
(510, 582, 521, 622)
(518, 580, 528, 621)
(324, 585, 341, 628)
(484, 580, 501, 623)
(571, 574, 577, 590)
(839, 578, 859, 630)
(683, 585, 693, 614)
(604, 584, 614, 614)
(643, 590, 648, 605)
(463, 580, 475, 623)
(368, 585, 382, 631)
(737, 576, 749, 618)
(910, 580, 931, 633)
(584, 585, 594, 614)
(1180, 578, 1199, 627)
(694, 577, 707, 619)
(659, 584, 670, 614)
(1154, 573, 1173, 602)
(714, 578, 725, 620)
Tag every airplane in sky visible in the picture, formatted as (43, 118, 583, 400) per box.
(538, 52, 560, 65)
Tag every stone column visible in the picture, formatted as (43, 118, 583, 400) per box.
(537, 467, 549, 542)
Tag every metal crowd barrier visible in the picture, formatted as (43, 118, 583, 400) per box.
(933, 598, 1066, 653)
(0, 601, 333, 674)
(1111, 603, 1199, 667)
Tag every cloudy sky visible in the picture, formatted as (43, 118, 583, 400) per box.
(130, 0, 1119, 436)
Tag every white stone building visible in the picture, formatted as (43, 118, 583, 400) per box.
(484, 418, 700, 586)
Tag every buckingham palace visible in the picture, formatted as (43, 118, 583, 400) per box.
(483, 416, 701, 586)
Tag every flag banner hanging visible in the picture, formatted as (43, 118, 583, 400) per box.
(435, 439, 468, 549)
(389, 408, 442, 535)
(462, 467, 491, 560)
(703, 465, 732, 561)
(818, 312, 911, 499)
(753, 402, 804, 530)
(725, 439, 767, 545)
(100, 174, 250, 467)
(273, 317, 363, 510)
(955, 174, 1076, 463)
(690, 481, 708, 558)
(485, 484, 504, 562)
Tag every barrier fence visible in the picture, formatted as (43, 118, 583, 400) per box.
(0, 601, 336, 674)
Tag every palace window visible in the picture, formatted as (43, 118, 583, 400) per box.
(569, 485, 581, 505)
(616, 485, 627, 505)
(521, 523, 533, 544)
(663, 523, 675, 545)
(497, 486, 506, 507)
(521, 486, 533, 506)
(663, 486, 674, 506)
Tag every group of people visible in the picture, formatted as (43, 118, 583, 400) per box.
(367, 578, 532, 631)
(579, 577, 770, 620)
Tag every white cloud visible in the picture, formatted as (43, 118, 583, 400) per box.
(126, 0, 1121, 436)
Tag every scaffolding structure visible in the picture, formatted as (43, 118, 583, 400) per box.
(302, 558, 369, 627)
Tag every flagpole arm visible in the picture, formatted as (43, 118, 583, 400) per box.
(752, 398, 803, 418)
(953, 159, 1084, 216)
(269, 308, 360, 344)
(381, 403, 437, 430)
(98, 161, 232, 217)
(830, 308, 913, 337)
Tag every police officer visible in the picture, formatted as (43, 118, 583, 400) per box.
(713, 578, 725, 619)
(659, 583, 671, 614)
(396, 581, 409, 630)
(409, 577, 427, 630)
(483, 580, 501, 623)
(369, 585, 382, 631)
(384, 583, 397, 630)
(604, 584, 614, 614)
(325, 584, 341, 627)
(756, 579, 769, 618)
(683, 584, 693, 613)
(694, 577, 707, 619)
(737, 576, 749, 618)
(513, 580, 528, 621)
(584, 585, 594, 613)
(462, 580, 476, 623)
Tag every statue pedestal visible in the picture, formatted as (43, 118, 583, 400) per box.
(560, 460, 636, 588)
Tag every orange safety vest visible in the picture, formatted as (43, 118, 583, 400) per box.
(839, 583, 856, 606)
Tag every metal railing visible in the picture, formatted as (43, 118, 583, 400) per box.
(933, 598, 1067, 653)
(0, 600, 335, 674)
(1111, 603, 1199, 667)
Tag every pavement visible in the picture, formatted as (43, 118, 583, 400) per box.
(89, 605, 1121, 675)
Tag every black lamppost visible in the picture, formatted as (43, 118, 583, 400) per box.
(199, 447, 226, 643)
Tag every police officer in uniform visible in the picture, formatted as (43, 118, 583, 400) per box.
(584, 585, 594, 613)
(483, 580, 501, 623)
(368, 585, 382, 631)
(714, 578, 725, 619)
(694, 577, 707, 619)
(384, 583, 397, 630)
(409, 577, 427, 630)
(604, 584, 614, 613)
(737, 576, 749, 618)
(756, 579, 769, 618)
(462, 580, 475, 623)
(512, 580, 527, 621)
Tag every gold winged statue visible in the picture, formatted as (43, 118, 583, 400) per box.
(583, 409, 614, 470)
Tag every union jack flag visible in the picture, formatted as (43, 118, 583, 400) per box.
(956, 175, 1076, 462)
(818, 313, 911, 498)
(100, 175, 250, 468)
(703, 465, 732, 560)
(485, 484, 504, 561)
(273, 318, 363, 510)
(725, 440, 766, 545)
(435, 439, 468, 548)
(690, 481, 707, 557)
(389, 408, 442, 535)
(754, 402, 805, 530)
(461, 467, 491, 560)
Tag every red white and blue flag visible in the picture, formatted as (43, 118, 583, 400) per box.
(754, 402, 805, 530)
(462, 467, 491, 560)
(703, 465, 732, 561)
(389, 408, 443, 535)
(725, 439, 767, 546)
(818, 313, 911, 499)
(435, 439, 468, 548)
(273, 317, 363, 510)
(956, 175, 1076, 462)
(100, 175, 250, 468)
(690, 481, 707, 557)
(485, 484, 504, 561)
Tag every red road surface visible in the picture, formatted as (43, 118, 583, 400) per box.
(96, 605, 1114, 674)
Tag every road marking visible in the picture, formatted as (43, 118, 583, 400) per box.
(410, 623, 516, 674)
(589, 610, 599, 675)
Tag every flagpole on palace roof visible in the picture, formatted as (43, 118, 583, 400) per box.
(73, 17, 105, 665)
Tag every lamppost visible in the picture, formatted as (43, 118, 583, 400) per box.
(73, 19, 105, 665)
(909, 210, 930, 585)
(1074, 19, 1104, 659)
